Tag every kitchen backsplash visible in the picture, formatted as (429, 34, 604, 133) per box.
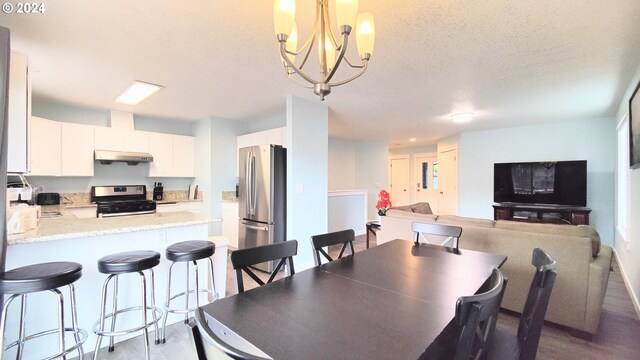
(59, 190, 203, 206)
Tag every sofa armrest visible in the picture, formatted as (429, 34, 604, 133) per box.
(583, 245, 613, 334)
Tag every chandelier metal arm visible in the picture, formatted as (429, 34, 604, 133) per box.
(279, 41, 318, 85)
(325, 31, 350, 83)
(343, 56, 366, 69)
(322, 1, 340, 49)
(329, 60, 369, 87)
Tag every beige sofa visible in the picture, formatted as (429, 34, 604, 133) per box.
(377, 209, 612, 336)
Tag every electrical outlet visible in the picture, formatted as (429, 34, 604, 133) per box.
(626, 241, 631, 250)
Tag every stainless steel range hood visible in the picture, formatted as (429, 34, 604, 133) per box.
(94, 150, 154, 165)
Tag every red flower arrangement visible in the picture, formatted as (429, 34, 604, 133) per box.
(376, 189, 392, 216)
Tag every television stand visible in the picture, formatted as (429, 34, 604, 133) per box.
(492, 203, 591, 225)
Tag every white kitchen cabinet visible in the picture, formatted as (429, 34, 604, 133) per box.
(148, 133, 195, 178)
(221, 201, 239, 249)
(7, 51, 31, 173)
(61, 122, 94, 176)
(29, 117, 61, 176)
(148, 132, 174, 177)
(173, 135, 195, 177)
(94, 127, 149, 153)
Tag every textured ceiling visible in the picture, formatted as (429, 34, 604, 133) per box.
(1, 0, 640, 147)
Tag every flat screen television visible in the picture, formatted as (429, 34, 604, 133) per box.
(494, 160, 587, 206)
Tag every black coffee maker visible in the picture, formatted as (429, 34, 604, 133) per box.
(153, 182, 163, 201)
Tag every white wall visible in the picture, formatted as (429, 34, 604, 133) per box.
(286, 95, 328, 270)
(458, 118, 616, 246)
(615, 63, 640, 316)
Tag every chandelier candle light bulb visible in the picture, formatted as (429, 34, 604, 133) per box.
(274, 0, 375, 100)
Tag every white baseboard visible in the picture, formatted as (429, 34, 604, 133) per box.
(613, 249, 640, 320)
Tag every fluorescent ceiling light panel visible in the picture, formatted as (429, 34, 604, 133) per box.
(115, 81, 163, 105)
(452, 112, 474, 123)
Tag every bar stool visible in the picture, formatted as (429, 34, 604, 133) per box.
(0, 262, 87, 360)
(93, 250, 163, 360)
(161, 240, 218, 343)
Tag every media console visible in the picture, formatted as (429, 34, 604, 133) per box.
(493, 203, 591, 225)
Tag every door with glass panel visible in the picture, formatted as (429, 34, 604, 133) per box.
(413, 153, 439, 214)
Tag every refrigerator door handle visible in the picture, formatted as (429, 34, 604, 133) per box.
(250, 150, 257, 216)
(240, 221, 269, 232)
(245, 150, 253, 216)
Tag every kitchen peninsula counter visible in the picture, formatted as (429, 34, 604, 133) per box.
(5, 212, 225, 358)
(8, 211, 221, 245)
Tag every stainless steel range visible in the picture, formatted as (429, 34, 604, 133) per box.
(90, 185, 156, 218)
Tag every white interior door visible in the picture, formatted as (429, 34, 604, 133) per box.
(413, 153, 439, 214)
(437, 149, 458, 215)
(389, 157, 410, 206)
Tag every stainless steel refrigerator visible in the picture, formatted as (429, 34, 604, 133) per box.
(238, 144, 286, 271)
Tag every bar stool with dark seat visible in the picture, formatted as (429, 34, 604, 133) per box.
(0, 261, 87, 360)
(161, 240, 217, 343)
(93, 250, 163, 360)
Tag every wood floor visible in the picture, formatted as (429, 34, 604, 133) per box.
(82, 233, 640, 359)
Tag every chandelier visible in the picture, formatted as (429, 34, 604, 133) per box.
(273, 0, 375, 100)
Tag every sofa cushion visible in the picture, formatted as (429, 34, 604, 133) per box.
(410, 202, 433, 214)
(436, 215, 495, 228)
(385, 209, 438, 222)
(494, 221, 600, 257)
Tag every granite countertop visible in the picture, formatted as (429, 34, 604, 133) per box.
(9, 212, 221, 245)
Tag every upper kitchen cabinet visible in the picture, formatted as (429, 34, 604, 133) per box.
(30, 117, 61, 176)
(173, 135, 195, 177)
(29, 118, 95, 177)
(61, 122, 94, 176)
(148, 132, 195, 178)
(94, 127, 150, 153)
(148, 132, 173, 177)
(7, 51, 31, 173)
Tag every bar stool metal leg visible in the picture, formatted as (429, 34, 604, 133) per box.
(108, 276, 119, 352)
(69, 283, 85, 360)
(93, 274, 115, 360)
(139, 271, 150, 360)
(194, 260, 200, 308)
(0, 294, 20, 359)
(52, 288, 67, 360)
(149, 268, 160, 346)
(17, 294, 27, 360)
(161, 262, 175, 344)
(184, 261, 190, 324)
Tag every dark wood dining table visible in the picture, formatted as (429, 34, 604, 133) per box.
(195, 239, 507, 359)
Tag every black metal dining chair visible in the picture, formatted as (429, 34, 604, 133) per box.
(311, 229, 355, 266)
(230, 240, 298, 293)
(454, 267, 507, 360)
(487, 248, 557, 360)
(412, 222, 462, 250)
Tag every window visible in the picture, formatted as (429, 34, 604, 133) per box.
(617, 116, 630, 240)
(421, 162, 429, 189)
(433, 161, 439, 190)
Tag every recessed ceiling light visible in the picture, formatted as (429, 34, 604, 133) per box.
(452, 112, 474, 123)
(115, 81, 163, 105)
(409, 138, 416, 142)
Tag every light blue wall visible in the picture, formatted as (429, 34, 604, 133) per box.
(355, 140, 389, 220)
(458, 118, 616, 246)
(286, 95, 328, 270)
(328, 138, 356, 190)
(208, 117, 249, 234)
